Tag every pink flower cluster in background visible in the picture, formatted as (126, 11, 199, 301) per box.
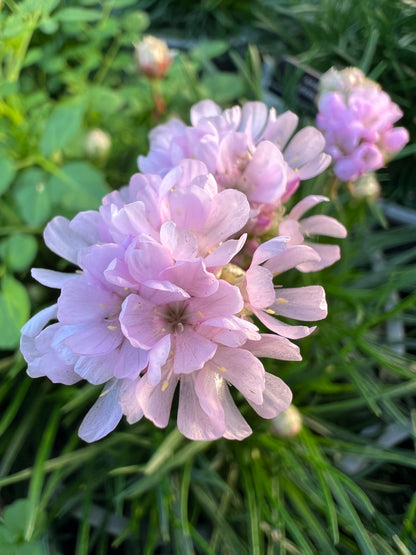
(21, 101, 346, 442)
(316, 67, 409, 182)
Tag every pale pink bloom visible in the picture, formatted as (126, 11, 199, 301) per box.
(279, 195, 347, 271)
(241, 237, 328, 340)
(317, 67, 409, 181)
(138, 100, 331, 232)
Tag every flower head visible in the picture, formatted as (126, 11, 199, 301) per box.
(317, 67, 409, 182)
(20, 99, 346, 444)
(139, 100, 331, 235)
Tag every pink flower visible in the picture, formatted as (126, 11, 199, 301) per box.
(317, 67, 409, 181)
(139, 100, 331, 233)
(241, 237, 328, 339)
(279, 195, 347, 271)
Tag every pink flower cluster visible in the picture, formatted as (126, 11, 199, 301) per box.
(21, 101, 346, 442)
(316, 67, 409, 182)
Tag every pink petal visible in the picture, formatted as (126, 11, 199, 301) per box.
(190, 99, 222, 126)
(178, 374, 226, 440)
(44, 216, 91, 265)
(119, 378, 143, 424)
(254, 308, 316, 339)
(160, 259, 219, 298)
(270, 286, 328, 321)
(27, 351, 80, 385)
(261, 110, 299, 148)
(147, 335, 171, 385)
(160, 221, 198, 260)
(113, 340, 149, 380)
(221, 386, 252, 440)
(136, 369, 178, 428)
(248, 372, 292, 419)
(251, 236, 288, 267)
(239, 101, 269, 141)
(278, 219, 304, 245)
(189, 280, 243, 320)
(120, 294, 166, 349)
(198, 316, 259, 347)
(173, 328, 217, 374)
(57, 279, 121, 324)
(31, 268, 78, 289)
(298, 242, 341, 272)
(204, 234, 247, 268)
(288, 195, 329, 221)
(243, 334, 301, 361)
(284, 127, 326, 169)
(78, 380, 123, 442)
(300, 215, 347, 238)
(75, 351, 119, 384)
(243, 141, 287, 203)
(195, 367, 226, 420)
(64, 321, 123, 356)
(245, 265, 275, 308)
(198, 190, 250, 254)
(208, 346, 265, 404)
(296, 152, 331, 179)
(263, 244, 321, 275)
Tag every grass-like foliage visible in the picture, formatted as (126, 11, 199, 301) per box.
(0, 1, 415, 553)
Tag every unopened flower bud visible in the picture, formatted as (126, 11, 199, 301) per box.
(352, 172, 381, 199)
(272, 405, 303, 438)
(85, 129, 111, 161)
(134, 35, 173, 79)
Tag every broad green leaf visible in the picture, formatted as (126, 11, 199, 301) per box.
(38, 17, 59, 34)
(54, 7, 102, 22)
(0, 156, 16, 195)
(87, 86, 124, 115)
(201, 72, 245, 103)
(14, 169, 51, 226)
(190, 40, 229, 64)
(0, 234, 38, 272)
(40, 101, 85, 157)
(46, 162, 109, 212)
(120, 10, 150, 34)
(0, 275, 30, 349)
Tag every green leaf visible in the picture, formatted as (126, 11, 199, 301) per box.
(46, 162, 109, 212)
(190, 40, 229, 64)
(87, 86, 124, 115)
(14, 169, 51, 226)
(40, 100, 85, 157)
(0, 156, 16, 195)
(201, 72, 245, 104)
(54, 7, 102, 23)
(38, 17, 59, 34)
(0, 275, 30, 349)
(0, 234, 38, 272)
(120, 10, 150, 35)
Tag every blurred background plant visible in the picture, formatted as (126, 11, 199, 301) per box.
(0, 0, 415, 554)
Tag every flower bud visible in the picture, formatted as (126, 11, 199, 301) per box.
(134, 35, 173, 79)
(272, 405, 303, 438)
(85, 129, 111, 161)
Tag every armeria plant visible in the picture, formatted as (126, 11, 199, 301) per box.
(21, 99, 347, 442)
